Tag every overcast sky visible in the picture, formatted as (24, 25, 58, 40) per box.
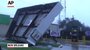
(0, 0, 90, 26)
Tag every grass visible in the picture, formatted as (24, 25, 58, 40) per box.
(0, 40, 14, 43)
(0, 43, 7, 48)
(8, 47, 50, 50)
(0, 37, 60, 50)
(0, 39, 50, 50)
(37, 41, 60, 47)
(0, 38, 16, 49)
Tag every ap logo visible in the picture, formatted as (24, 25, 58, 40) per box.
(7, 0, 14, 7)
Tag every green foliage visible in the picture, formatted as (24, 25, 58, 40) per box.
(0, 14, 10, 25)
(60, 18, 84, 31)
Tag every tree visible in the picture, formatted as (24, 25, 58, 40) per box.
(60, 17, 86, 39)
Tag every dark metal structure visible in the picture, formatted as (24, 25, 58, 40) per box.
(6, 2, 63, 45)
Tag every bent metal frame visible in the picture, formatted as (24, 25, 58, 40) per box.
(6, 2, 63, 45)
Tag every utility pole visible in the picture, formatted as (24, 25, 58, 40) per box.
(59, 0, 66, 25)
(64, 0, 66, 18)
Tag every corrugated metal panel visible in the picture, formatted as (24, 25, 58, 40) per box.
(0, 25, 9, 37)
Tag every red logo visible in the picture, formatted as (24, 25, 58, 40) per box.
(7, 44, 14, 48)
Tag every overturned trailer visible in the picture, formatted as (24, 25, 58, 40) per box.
(6, 2, 63, 45)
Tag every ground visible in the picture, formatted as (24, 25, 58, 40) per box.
(0, 37, 90, 50)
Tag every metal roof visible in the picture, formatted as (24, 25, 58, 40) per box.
(6, 2, 63, 45)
